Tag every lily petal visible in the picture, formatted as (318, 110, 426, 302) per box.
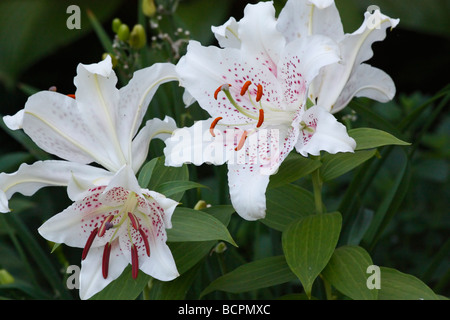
(227, 163, 270, 221)
(0, 160, 111, 213)
(278, 0, 343, 42)
(164, 119, 237, 167)
(74, 56, 125, 169)
(212, 17, 240, 48)
(238, 1, 285, 66)
(131, 116, 177, 173)
(117, 63, 179, 162)
(313, 9, 399, 112)
(8, 92, 116, 169)
(79, 243, 128, 300)
(332, 64, 396, 113)
(295, 105, 356, 156)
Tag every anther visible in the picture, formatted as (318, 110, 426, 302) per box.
(240, 81, 252, 96)
(82, 227, 98, 260)
(139, 228, 150, 257)
(102, 242, 112, 279)
(131, 244, 139, 279)
(256, 84, 263, 102)
(256, 109, 264, 128)
(235, 131, 248, 151)
(209, 117, 223, 137)
(98, 215, 114, 237)
(127, 212, 140, 230)
(214, 84, 231, 100)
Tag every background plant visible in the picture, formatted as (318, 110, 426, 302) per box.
(0, 0, 448, 300)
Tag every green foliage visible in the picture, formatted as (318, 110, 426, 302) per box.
(0, 0, 448, 301)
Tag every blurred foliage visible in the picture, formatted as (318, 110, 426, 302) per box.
(0, 0, 448, 300)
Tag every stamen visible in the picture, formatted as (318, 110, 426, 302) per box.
(240, 81, 252, 96)
(235, 131, 248, 151)
(214, 84, 231, 100)
(98, 215, 114, 237)
(131, 244, 139, 279)
(82, 227, 98, 260)
(209, 117, 223, 137)
(102, 243, 112, 279)
(127, 212, 140, 230)
(139, 228, 150, 257)
(256, 109, 264, 128)
(256, 84, 263, 102)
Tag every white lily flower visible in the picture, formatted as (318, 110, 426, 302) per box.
(164, 1, 356, 221)
(0, 56, 180, 299)
(277, 0, 399, 113)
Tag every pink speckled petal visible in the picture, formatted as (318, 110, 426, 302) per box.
(38, 186, 118, 248)
(176, 41, 282, 124)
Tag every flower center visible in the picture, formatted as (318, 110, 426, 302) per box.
(211, 81, 266, 151)
(81, 191, 151, 280)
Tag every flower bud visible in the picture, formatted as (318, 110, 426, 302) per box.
(0, 269, 14, 285)
(129, 24, 146, 50)
(117, 23, 130, 42)
(112, 18, 122, 33)
(142, 0, 156, 17)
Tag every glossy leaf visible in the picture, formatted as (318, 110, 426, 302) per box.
(349, 128, 410, 151)
(282, 212, 342, 298)
(262, 184, 315, 232)
(167, 207, 237, 246)
(378, 267, 438, 300)
(322, 246, 377, 300)
(90, 266, 150, 300)
(268, 153, 322, 189)
(200, 255, 296, 297)
(320, 149, 377, 182)
(155, 180, 207, 197)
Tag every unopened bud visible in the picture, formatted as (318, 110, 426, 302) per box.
(0, 269, 14, 285)
(142, 0, 157, 17)
(194, 200, 207, 210)
(129, 24, 146, 49)
(112, 18, 122, 33)
(117, 23, 130, 42)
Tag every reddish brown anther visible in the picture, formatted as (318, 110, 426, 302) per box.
(82, 227, 98, 260)
(102, 242, 112, 279)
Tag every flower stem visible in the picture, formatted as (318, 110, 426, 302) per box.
(310, 156, 323, 214)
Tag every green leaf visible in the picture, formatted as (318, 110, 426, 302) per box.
(167, 207, 237, 247)
(90, 266, 151, 300)
(378, 267, 438, 300)
(322, 246, 377, 300)
(0, 0, 122, 88)
(349, 128, 410, 151)
(155, 180, 207, 198)
(320, 149, 377, 182)
(262, 184, 315, 232)
(200, 255, 297, 298)
(137, 157, 158, 189)
(282, 212, 342, 298)
(169, 241, 216, 275)
(362, 152, 411, 250)
(268, 153, 322, 189)
(145, 156, 189, 201)
(146, 263, 201, 300)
